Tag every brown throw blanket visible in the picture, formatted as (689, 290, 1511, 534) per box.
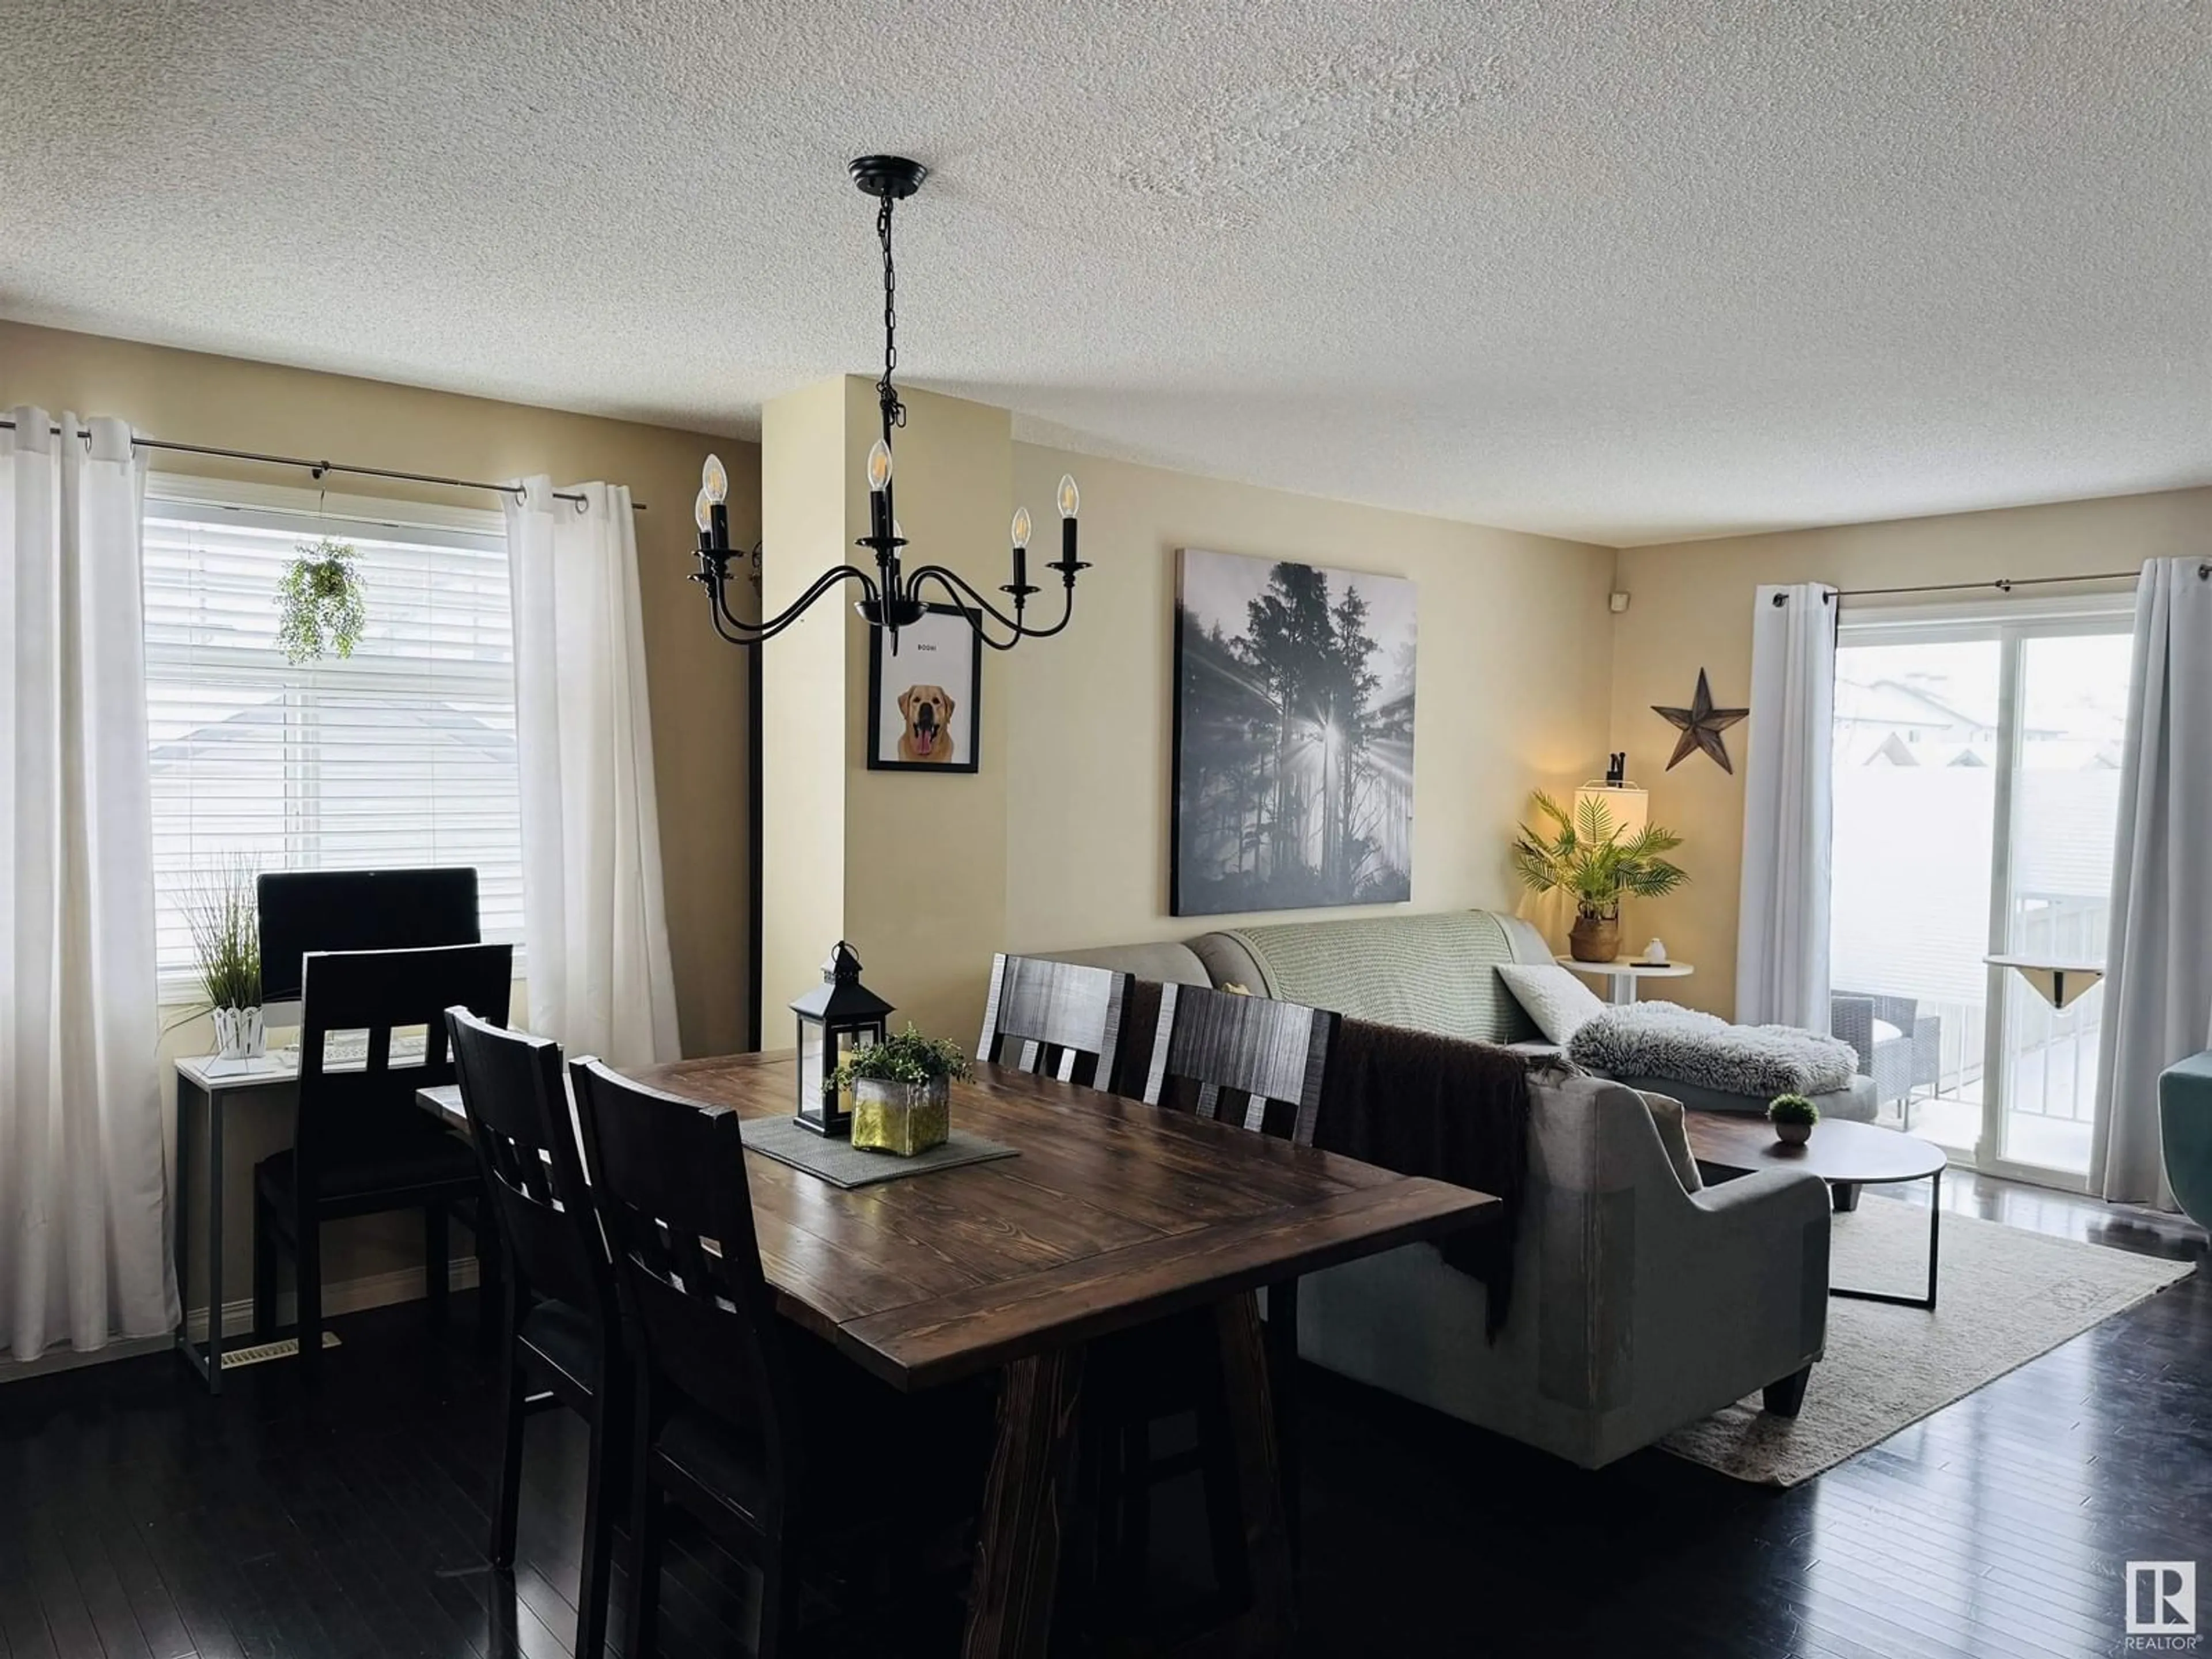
(1313, 1018, 1535, 1340)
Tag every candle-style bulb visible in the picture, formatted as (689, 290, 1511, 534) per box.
(892, 519, 905, 544)
(1011, 506, 1032, 550)
(694, 488, 713, 536)
(866, 439, 893, 493)
(700, 453, 728, 505)
(1056, 474, 1080, 519)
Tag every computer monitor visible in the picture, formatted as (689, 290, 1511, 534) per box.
(257, 868, 481, 1026)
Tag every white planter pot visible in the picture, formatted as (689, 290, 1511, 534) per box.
(214, 1005, 266, 1062)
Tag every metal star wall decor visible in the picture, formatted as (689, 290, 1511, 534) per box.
(1653, 669, 1749, 773)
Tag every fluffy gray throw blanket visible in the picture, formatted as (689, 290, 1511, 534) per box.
(1566, 1002, 1858, 1097)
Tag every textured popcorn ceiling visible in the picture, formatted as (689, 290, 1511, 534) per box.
(1, 1, 2206, 544)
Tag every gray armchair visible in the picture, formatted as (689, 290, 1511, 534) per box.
(1298, 1071, 1832, 1469)
(1831, 991, 1941, 1122)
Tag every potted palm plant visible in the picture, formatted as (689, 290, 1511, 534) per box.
(1512, 791, 1688, 963)
(831, 1025, 971, 1157)
(181, 860, 264, 1063)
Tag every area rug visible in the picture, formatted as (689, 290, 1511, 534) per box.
(1660, 1196, 2194, 1486)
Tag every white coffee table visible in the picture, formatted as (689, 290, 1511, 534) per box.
(1555, 956, 1694, 1005)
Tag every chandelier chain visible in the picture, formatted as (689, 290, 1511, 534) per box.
(877, 196, 906, 432)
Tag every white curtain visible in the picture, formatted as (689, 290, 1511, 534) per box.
(1, 408, 177, 1361)
(2090, 558, 2212, 1208)
(503, 479, 680, 1067)
(1735, 582, 1838, 1030)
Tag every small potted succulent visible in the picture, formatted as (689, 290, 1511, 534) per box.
(832, 1024, 972, 1157)
(1767, 1093, 1820, 1146)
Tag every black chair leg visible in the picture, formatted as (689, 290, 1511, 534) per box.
(756, 1538, 790, 1659)
(424, 1201, 450, 1325)
(470, 1200, 502, 1333)
(1263, 1278, 1301, 1565)
(1115, 1420, 1152, 1624)
(575, 1400, 615, 1659)
(251, 1196, 279, 1342)
(1196, 1388, 1252, 1612)
(624, 1396, 664, 1659)
(295, 1213, 322, 1376)
(488, 1300, 525, 1570)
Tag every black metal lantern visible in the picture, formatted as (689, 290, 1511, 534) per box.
(790, 941, 893, 1137)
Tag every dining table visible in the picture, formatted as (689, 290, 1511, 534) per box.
(423, 1050, 1497, 1658)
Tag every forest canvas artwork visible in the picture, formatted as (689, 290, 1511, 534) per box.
(1172, 548, 1417, 916)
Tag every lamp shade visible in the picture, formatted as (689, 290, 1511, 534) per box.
(1573, 782, 1649, 842)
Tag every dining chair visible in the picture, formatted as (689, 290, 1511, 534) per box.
(977, 952, 1134, 1089)
(1104, 983, 1340, 1614)
(445, 1008, 622, 1659)
(567, 1058, 992, 1659)
(251, 942, 513, 1372)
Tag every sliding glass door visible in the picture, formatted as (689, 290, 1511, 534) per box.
(1830, 599, 2133, 1187)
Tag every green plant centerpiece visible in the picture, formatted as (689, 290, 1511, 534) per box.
(276, 538, 368, 664)
(1767, 1093, 1820, 1146)
(832, 1024, 972, 1157)
(1512, 791, 1688, 963)
(179, 859, 264, 1062)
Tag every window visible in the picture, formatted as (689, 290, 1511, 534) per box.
(1829, 594, 2133, 1186)
(143, 480, 523, 997)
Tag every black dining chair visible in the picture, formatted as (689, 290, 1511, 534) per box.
(445, 1007, 622, 1659)
(1101, 984, 1339, 1614)
(977, 953, 1134, 1089)
(567, 1058, 993, 1659)
(251, 943, 513, 1370)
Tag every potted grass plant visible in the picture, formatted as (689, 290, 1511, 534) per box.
(831, 1024, 972, 1157)
(1768, 1093, 1820, 1146)
(1511, 790, 1688, 963)
(181, 860, 264, 1062)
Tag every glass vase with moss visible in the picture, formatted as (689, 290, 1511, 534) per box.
(832, 1025, 972, 1157)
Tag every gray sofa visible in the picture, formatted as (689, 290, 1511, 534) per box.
(1052, 910, 1834, 1468)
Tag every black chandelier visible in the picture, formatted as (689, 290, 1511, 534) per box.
(691, 155, 1085, 653)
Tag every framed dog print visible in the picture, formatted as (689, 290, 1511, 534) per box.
(867, 603, 982, 773)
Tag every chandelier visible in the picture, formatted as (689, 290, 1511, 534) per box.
(691, 155, 1085, 652)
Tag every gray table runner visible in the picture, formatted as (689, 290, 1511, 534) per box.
(738, 1113, 1019, 1190)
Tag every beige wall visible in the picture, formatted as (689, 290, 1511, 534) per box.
(2, 320, 758, 1314)
(761, 378, 1012, 1045)
(1607, 487, 2212, 1018)
(1003, 445, 1619, 956)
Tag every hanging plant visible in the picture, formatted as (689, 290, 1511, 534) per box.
(275, 538, 368, 663)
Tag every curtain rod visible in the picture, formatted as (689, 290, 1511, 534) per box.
(0, 418, 647, 511)
(1836, 567, 2166, 603)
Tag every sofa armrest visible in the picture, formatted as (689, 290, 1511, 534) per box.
(1686, 1165, 1831, 1231)
(1635, 1167, 1832, 1400)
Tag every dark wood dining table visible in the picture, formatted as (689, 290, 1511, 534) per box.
(426, 1050, 1497, 1658)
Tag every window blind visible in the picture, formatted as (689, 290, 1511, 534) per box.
(143, 493, 524, 997)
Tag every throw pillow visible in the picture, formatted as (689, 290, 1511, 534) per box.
(1497, 963, 1608, 1046)
(1634, 1090, 1705, 1194)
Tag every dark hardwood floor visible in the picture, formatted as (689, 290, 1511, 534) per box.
(0, 1173, 2203, 1659)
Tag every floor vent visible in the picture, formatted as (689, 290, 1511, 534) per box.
(218, 1332, 343, 1369)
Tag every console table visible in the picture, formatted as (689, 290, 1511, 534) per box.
(172, 1052, 301, 1392)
